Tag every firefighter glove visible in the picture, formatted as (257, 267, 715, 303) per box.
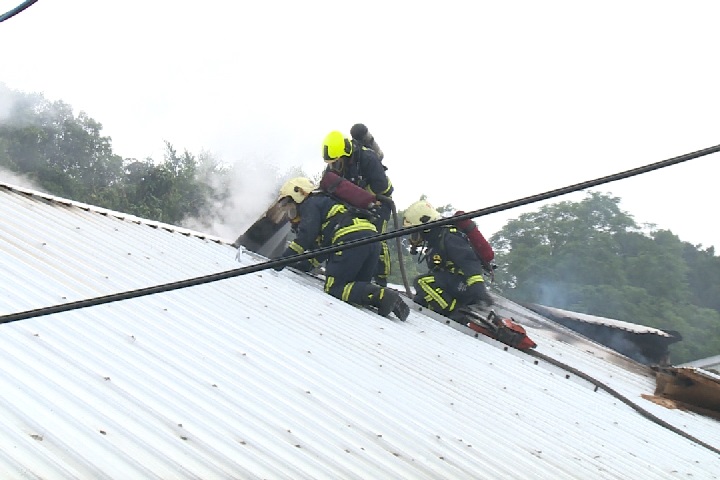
(350, 123, 369, 141)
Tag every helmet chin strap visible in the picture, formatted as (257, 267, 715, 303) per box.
(409, 233, 428, 259)
(329, 157, 345, 172)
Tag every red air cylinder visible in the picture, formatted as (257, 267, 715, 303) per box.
(320, 170, 377, 209)
(454, 210, 494, 263)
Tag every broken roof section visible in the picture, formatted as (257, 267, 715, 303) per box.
(1, 181, 719, 479)
(522, 303, 682, 366)
(648, 366, 720, 421)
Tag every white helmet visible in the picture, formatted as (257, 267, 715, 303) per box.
(403, 200, 442, 227)
(278, 177, 315, 204)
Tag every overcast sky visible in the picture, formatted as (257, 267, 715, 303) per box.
(2, 0, 719, 248)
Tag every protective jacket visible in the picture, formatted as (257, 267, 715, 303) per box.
(412, 225, 492, 315)
(421, 226, 486, 284)
(279, 192, 377, 262)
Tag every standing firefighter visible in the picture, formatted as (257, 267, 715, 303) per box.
(403, 199, 493, 320)
(322, 125, 393, 286)
(273, 177, 409, 321)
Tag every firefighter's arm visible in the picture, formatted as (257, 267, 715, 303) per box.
(274, 200, 324, 270)
(360, 151, 393, 196)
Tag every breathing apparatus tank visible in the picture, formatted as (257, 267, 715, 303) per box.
(453, 210, 494, 263)
(319, 170, 377, 210)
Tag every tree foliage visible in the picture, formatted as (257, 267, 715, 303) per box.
(0, 84, 231, 228)
(491, 192, 720, 363)
(0, 86, 125, 203)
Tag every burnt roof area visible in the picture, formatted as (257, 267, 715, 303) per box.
(523, 303, 682, 366)
(523, 303, 720, 420)
(646, 367, 720, 420)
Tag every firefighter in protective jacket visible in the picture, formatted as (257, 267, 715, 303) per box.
(322, 127, 393, 286)
(273, 177, 409, 321)
(403, 199, 493, 320)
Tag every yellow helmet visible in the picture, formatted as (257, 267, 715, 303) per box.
(322, 130, 353, 163)
(403, 200, 442, 227)
(279, 177, 315, 204)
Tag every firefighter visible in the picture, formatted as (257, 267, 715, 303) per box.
(403, 199, 493, 321)
(322, 127, 393, 286)
(272, 177, 409, 321)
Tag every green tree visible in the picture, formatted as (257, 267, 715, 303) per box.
(492, 192, 637, 302)
(0, 84, 124, 203)
(682, 243, 720, 311)
(491, 191, 720, 363)
(106, 142, 228, 226)
(0, 85, 240, 229)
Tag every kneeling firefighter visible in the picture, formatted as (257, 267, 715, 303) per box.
(403, 199, 493, 320)
(322, 127, 393, 286)
(273, 177, 409, 321)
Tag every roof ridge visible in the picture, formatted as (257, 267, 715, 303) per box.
(0, 181, 230, 244)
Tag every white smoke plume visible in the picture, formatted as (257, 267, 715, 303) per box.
(0, 168, 45, 192)
(0, 84, 49, 192)
(181, 150, 306, 243)
(0, 84, 12, 122)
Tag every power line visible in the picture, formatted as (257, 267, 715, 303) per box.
(1, 143, 719, 325)
(0, 0, 38, 23)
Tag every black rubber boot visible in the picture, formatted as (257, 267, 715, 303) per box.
(364, 285, 401, 318)
(377, 288, 399, 317)
(392, 297, 410, 321)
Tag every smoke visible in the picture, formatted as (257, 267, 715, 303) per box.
(0, 167, 45, 192)
(1, 82, 319, 242)
(533, 285, 664, 365)
(0, 83, 49, 193)
(0, 83, 12, 122)
(0, 82, 45, 127)
(601, 331, 653, 365)
(179, 121, 323, 242)
(180, 150, 303, 243)
(536, 281, 573, 309)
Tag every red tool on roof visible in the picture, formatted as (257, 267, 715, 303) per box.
(457, 307, 537, 350)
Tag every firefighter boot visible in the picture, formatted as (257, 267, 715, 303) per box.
(392, 296, 410, 322)
(364, 285, 408, 321)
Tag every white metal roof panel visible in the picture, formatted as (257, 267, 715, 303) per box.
(528, 303, 673, 336)
(683, 355, 720, 370)
(0, 182, 719, 479)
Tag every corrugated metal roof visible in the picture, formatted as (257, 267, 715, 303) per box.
(1, 182, 719, 479)
(683, 355, 720, 371)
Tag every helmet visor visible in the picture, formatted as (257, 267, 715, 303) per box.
(274, 196, 298, 221)
(323, 145, 336, 162)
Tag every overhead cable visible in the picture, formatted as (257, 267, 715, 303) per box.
(0, 0, 38, 23)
